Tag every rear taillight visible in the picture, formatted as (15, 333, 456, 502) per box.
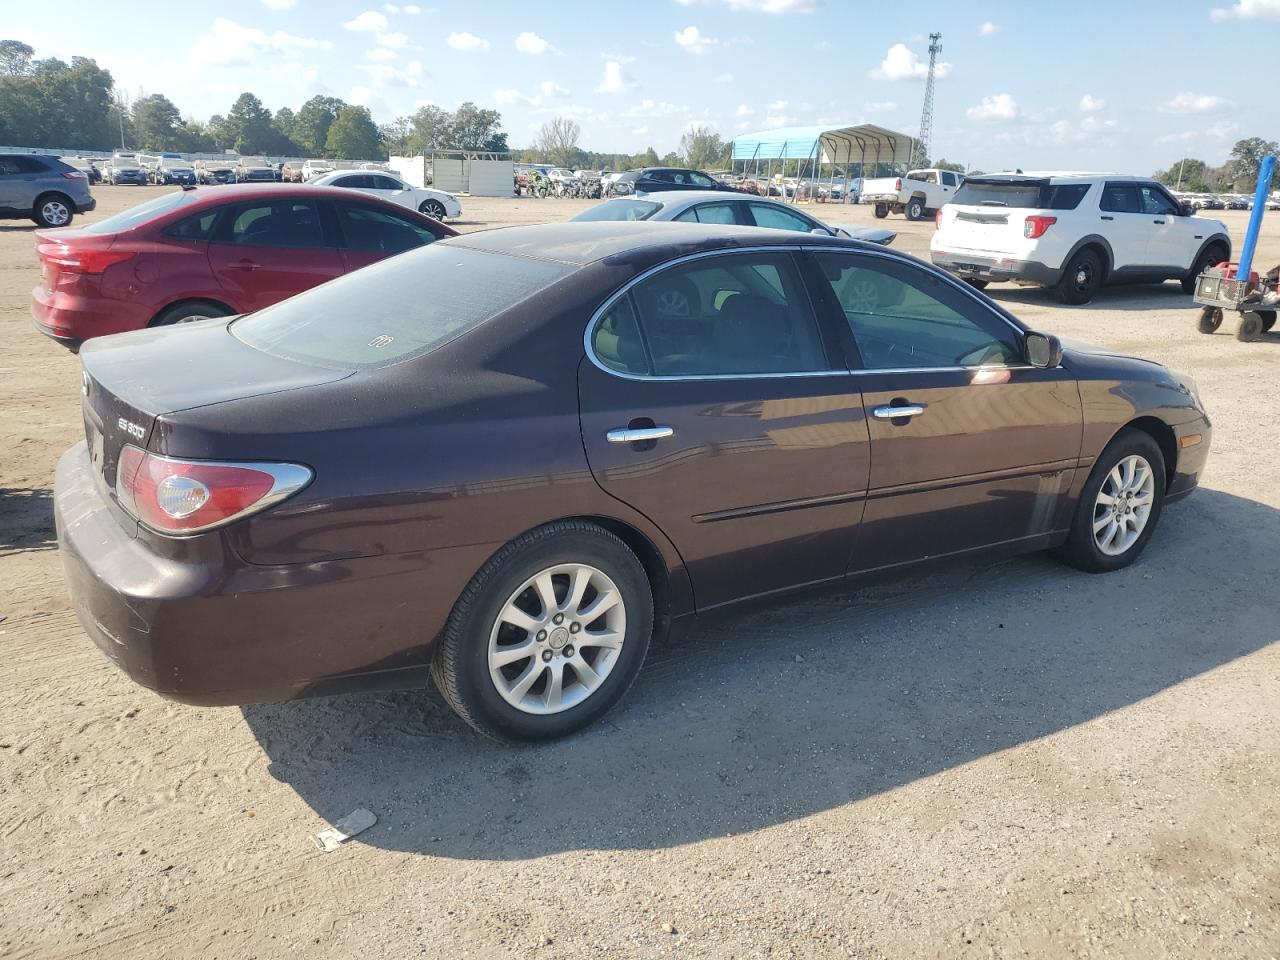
(62, 171, 87, 180)
(894, 178, 902, 192)
(1023, 216, 1057, 239)
(934, 209, 942, 229)
(116, 445, 312, 535)
(39, 245, 135, 274)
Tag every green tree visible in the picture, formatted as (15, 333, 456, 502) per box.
(637, 146, 660, 167)
(272, 107, 297, 146)
(224, 92, 275, 154)
(534, 116, 580, 167)
(1226, 137, 1279, 191)
(132, 93, 183, 151)
(404, 104, 452, 152)
(679, 124, 727, 171)
(324, 105, 383, 160)
(449, 102, 507, 152)
(0, 40, 34, 76)
(1154, 157, 1214, 193)
(294, 95, 345, 154)
(933, 158, 967, 174)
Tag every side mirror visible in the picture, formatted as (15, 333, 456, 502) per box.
(1180, 202, 1195, 217)
(810, 227, 834, 236)
(1025, 332, 1063, 368)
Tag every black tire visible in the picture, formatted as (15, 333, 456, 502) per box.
(1056, 248, 1103, 305)
(873, 202, 888, 219)
(1258, 310, 1276, 333)
(905, 198, 925, 221)
(1182, 244, 1228, 295)
(1196, 306, 1223, 334)
(149, 299, 232, 328)
(1059, 428, 1166, 573)
(963, 277, 990, 291)
(431, 521, 653, 741)
(1236, 311, 1264, 342)
(419, 198, 446, 219)
(32, 193, 74, 228)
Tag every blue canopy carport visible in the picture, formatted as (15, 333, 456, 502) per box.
(731, 123, 915, 202)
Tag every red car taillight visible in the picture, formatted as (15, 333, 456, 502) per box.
(116, 445, 312, 535)
(934, 209, 942, 229)
(40, 245, 136, 275)
(1023, 216, 1057, 239)
(62, 171, 87, 180)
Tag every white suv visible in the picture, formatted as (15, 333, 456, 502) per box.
(931, 173, 1231, 304)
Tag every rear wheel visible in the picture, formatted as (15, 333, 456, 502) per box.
(963, 277, 990, 291)
(905, 198, 925, 221)
(1237, 311, 1265, 342)
(1258, 310, 1276, 333)
(419, 198, 446, 219)
(1059, 428, 1165, 573)
(873, 202, 888, 219)
(1196, 306, 1223, 334)
(1182, 243, 1228, 295)
(150, 300, 232, 328)
(431, 521, 653, 741)
(33, 194, 74, 228)
(1056, 249, 1103, 305)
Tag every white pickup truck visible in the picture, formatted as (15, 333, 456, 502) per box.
(860, 168, 963, 221)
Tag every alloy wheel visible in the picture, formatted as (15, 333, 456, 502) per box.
(41, 200, 71, 226)
(1092, 454, 1155, 556)
(488, 563, 626, 715)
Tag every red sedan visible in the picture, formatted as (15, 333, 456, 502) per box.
(31, 184, 456, 348)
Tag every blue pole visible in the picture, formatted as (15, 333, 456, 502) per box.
(1237, 154, 1274, 279)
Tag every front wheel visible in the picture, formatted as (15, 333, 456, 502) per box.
(1197, 306, 1223, 334)
(1059, 428, 1166, 573)
(1182, 245, 1227, 295)
(1258, 310, 1276, 333)
(33, 194, 74, 228)
(873, 202, 888, 219)
(419, 199, 446, 219)
(963, 277, 989, 291)
(432, 521, 654, 741)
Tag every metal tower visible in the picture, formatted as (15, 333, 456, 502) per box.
(912, 32, 942, 168)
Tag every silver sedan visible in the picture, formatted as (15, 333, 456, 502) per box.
(571, 190, 896, 245)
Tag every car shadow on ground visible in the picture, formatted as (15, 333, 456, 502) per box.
(987, 283, 1201, 312)
(0, 224, 38, 233)
(0, 487, 56, 554)
(242, 487, 1278, 860)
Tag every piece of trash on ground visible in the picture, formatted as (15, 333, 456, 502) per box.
(313, 808, 377, 852)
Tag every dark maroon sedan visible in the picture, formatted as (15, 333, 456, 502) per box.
(32, 184, 454, 349)
(55, 222, 1211, 740)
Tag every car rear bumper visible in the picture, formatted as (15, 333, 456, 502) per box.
(31, 283, 148, 343)
(931, 251, 1063, 286)
(76, 196, 97, 213)
(56, 442, 440, 706)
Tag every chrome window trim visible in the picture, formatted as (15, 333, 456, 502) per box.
(583, 242, 1034, 383)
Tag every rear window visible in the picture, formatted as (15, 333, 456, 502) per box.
(80, 191, 196, 234)
(571, 199, 662, 222)
(953, 180, 1090, 210)
(232, 245, 573, 368)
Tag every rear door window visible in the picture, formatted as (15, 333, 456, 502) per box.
(1100, 183, 1141, 214)
(747, 202, 816, 232)
(233, 245, 572, 368)
(333, 174, 369, 188)
(219, 199, 326, 248)
(333, 201, 439, 254)
(676, 202, 738, 224)
(164, 209, 222, 241)
(369, 175, 403, 190)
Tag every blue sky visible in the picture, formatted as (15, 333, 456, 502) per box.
(7, 0, 1279, 171)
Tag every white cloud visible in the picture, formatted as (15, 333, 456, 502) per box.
(1079, 94, 1105, 112)
(367, 47, 397, 61)
(622, 99, 688, 118)
(674, 25, 717, 53)
(979, 21, 999, 35)
(344, 10, 388, 32)
(495, 79, 572, 109)
(1048, 114, 1118, 144)
(864, 100, 897, 112)
(1155, 120, 1240, 144)
(377, 31, 409, 49)
(516, 31, 559, 55)
(681, 0, 816, 11)
(632, 125, 649, 135)
(261, 0, 296, 9)
(191, 18, 332, 66)
(814, 39, 831, 50)
(349, 86, 374, 105)
(597, 60, 637, 93)
(870, 43, 953, 81)
(384, 3, 399, 11)
(447, 31, 490, 52)
(601, 52, 637, 63)
(765, 112, 797, 127)
(403, 3, 421, 11)
(767, 98, 788, 112)
(540, 79, 569, 98)
(362, 59, 423, 89)
(1211, 0, 1280, 18)
(714, 72, 734, 82)
(1159, 91, 1228, 114)
(966, 93, 1018, 121)
(736, 103, 753, 116)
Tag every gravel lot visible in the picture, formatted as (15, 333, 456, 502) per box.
(2, 186, 1277, 960)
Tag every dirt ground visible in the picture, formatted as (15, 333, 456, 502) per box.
(1, 186, 1278, 960)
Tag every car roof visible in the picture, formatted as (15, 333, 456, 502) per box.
(627, 190, 747, 205)
(447, 220, 874, 267)
(149, 184, 444, 220)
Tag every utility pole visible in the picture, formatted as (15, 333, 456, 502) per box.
(912, 32, 942, 169)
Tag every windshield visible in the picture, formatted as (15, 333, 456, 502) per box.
(79, 191, 195, 234)
(571, 199, 662, 222)
(232, 245, 574, 368)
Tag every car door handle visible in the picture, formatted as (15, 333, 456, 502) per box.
(235, 259, 261, 271)
(1153, 219, 1166, 224)
(872, 404, 925, 420)
(607, 426, 674, 443)
(1100, 215, 1114, 221)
